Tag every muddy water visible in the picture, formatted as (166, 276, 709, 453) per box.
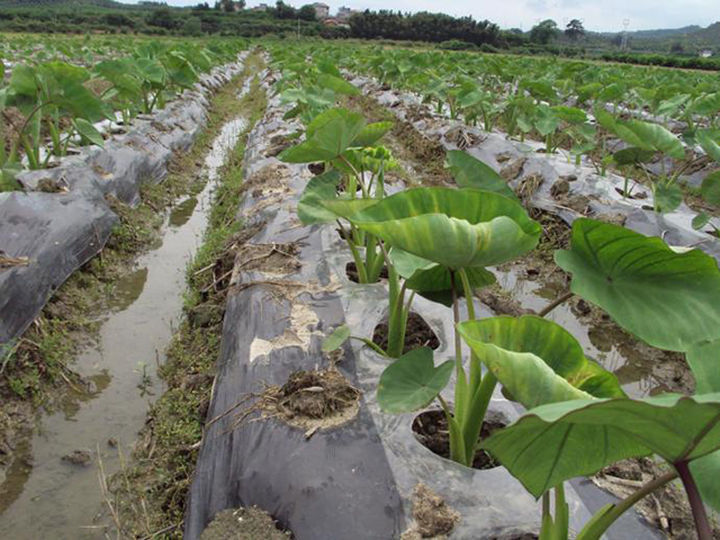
(0, 116, 248, 539)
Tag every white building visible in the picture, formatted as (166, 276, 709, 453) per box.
(312, 3, 330, 19)
(700, 49, 713, 58)
(337, 6, 357, 21)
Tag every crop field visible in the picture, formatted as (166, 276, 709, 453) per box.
(1, 32, 720, 540)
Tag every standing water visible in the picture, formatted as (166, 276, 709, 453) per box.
(0, 113, 248, 539)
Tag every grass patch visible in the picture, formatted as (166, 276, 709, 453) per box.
(105, 56, 268, 539)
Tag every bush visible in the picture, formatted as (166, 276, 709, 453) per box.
(439, 40, 477, 50)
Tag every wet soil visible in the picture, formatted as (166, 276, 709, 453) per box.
(372, 312, 441, 354)
(200, 506, 291, 540)
(412, 410, 505, 470)
(346, 261, 389, 282)
(594, 458, 720, 539)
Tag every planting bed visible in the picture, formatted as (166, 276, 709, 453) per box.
(185, 72, 662, 540)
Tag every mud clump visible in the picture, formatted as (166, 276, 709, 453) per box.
(61, 449, 92, 466)
(500, 157, 527, 181)
(401, 484, 460, 539)
(200, 506, 291, 540)
(372, 312, 441, 354)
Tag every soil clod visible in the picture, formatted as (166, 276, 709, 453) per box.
(200, 506, 291, 540)
(372, 312, 440, 354)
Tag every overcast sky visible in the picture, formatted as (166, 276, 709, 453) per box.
(119, 0, 720, 32)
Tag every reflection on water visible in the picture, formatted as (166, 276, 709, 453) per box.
(169, 196, 199, 227)
(107, 267, 148, 312)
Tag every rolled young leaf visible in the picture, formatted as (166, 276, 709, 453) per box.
(555, 218, 720, 352)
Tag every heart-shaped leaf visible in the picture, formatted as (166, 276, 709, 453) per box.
(457, 316, 624, 410)
(445, 150, 517, 200)
(297, 170, 342, 225)
(322, 324, 351, 353)
(377, 347, 454, 413)
(555, 218, 720, 352)
(280, 108, 366, 163)
(337, 187, 541, 271)
(482, 393, 720, 498)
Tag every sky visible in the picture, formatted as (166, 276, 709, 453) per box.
(118, 0, 720, 33)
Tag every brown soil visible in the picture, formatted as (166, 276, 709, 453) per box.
(477, 287, 534, 317)
(234, 242, 301, 278)
(500, 157, 527, 181)
(345, 261, 389, 282)
(308, 162, 325, 175)
(594, 457, 720, 539)
(550, 178, 593, 215)
(372, 312, 441, 354)
(412, 409, 505, 470)
(345, 94, 452, 186)
(264, 134, 292, 157)
(240, 163, 292, 200)
(200, 506, 291, 540)
(401, 483, 460, 539)
(443, 125, 485, 150)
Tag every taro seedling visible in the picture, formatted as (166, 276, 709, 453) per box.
(461, 218, 720, 539)
(283, 107, 393, 285)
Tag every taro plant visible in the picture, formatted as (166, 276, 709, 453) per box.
(334, 185, 542, 465)
(282, 107, 394, 285)
(459, 218, 720, 539)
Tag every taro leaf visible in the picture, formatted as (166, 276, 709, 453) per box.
(445, 150, 517, 200)
(615, 120, 685, 160)
(687, 340, 720, 395)
(279, 108, 365, 163)
(701, 170, 720, 206)
(555, 218, 720, 352)
(612, 147, 655, 166)
(9, 64, 36, 96)
(481, 393, 720, 498)
(297, 170, 342, 225)
(322, 324, 350, 353)
(350, 121, 393, 148)
(390, 248, 496, 307)
(74, 118, 104, 147)
(698, 130, 720, 164)
(457, 316, 624, 410)
(377, 347, 454, 414)
(692, 212, 711, 231)
(316, 73, 359, 96)
(336, 187, 541, 271)
(552, 106, 587, 125)
(654, 182, 683, 213)
(691, 449, 720, 512)
(534, 105, 561, 137)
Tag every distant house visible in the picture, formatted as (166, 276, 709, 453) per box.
(700, 49, 713, 58)
(337, 6, 357, 21)
(312, 2, 330, 19)
(252, 3, 269, 11)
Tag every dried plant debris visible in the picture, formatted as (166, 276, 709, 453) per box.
(0, 251, 30, 269)
(234, 242, 301, 277)
(200, 506, 291, 540)
(500, 157, 527, 181)
(227, 367, 361, 437)
(514, 173, 544, 205)
(401, 484, 460, 539)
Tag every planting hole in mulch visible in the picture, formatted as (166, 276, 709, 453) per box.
(490, 533, 539, 540)
(400, 484, 460, 539)
(308, 162, 325, 175)
(230, 368, 361, 437)
(345, 261, 389, 282)
(412, 409, 506, 470)
(372, 312, 440, 354)
(614, 186, 647, 200)
(200, 506, 291, 540)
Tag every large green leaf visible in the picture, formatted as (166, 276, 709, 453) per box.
(701, 171, 720, 206)
(698, 130, 720, 164)
(457, 316, 624, 409)
(279, 108, 365, 163)
(377, 347, 454, 414)
(614, 120, 685, 160)
(350, 121, 393, 148)
(555, 218, 720, 351)
(612, 147, 655, 166)
(445, 150, 517, 200)
(297, 170, 342, 225)
(482, 393, 720, 497)
(74, 118, 104, 147)
(654, 182, 683, 213)
(316, 73, 359, 96)
(390, 248, 495, 307)
(338, 187, 541, 270)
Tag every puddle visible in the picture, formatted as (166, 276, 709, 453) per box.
(493, 264, 680, 398)
(0, 116, 248, 539)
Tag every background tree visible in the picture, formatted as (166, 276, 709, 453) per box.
(529, 19, 559, 44)
(565, 19, 585, 41)
(298, 4, 317, 21)
(273, 1, 297, 19)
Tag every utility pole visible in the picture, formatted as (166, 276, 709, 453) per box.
(621, 19, 630, 51)
(297, 16, 300, 40)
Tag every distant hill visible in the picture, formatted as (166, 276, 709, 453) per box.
(0, 0, 131, 8)
(625, 25, 702, 39)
